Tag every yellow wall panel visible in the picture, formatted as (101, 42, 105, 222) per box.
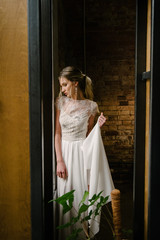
(144, 0, 151, 239)
(0, 0, 31, 239)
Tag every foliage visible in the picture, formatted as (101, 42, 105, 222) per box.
(49, 190, 114, 240)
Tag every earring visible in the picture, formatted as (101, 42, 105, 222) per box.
(75, 86, 77, 98)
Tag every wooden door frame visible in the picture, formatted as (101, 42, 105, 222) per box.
(148, 0, 160, 239)
(135, 1, 160, 240)
(28, 0, 160, 239)
(134, 0, 147, 239)
(28, 0, 54, 239)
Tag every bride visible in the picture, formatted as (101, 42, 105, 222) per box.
(55, 66, 114, 239)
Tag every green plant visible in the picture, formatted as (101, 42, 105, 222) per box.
(49, 190, 115, 240)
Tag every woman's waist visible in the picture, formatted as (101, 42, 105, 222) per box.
(61, 133, 86, 142)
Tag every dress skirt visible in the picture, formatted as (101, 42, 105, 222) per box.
(58, 138, 88, 240)
(57, 122, 114, 240)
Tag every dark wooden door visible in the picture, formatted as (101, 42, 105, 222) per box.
(147, 0, 160, 239)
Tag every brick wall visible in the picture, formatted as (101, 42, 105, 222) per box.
(58, 0, 136, 185)
(86, 0, 136, 185)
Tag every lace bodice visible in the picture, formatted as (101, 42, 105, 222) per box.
(56, 96, 99, 141)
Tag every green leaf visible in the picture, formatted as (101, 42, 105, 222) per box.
(53, 190, 75, 215)
(80, 209, 93, 223)
(97, 191, 104, 197)
(88, 193, 96, 202)
(89, 209, 93, 216)
(50, 190, 111, 239)
(79, 191, 89, 206)
(94, 202, 102, 216)
(100, 196, 104, 203)
(55, 190, 75, 204)
(57, 215, 80, 230)
(104, 195, 109, 203)
(68, 194, 74, 210)
(81, 215, 91, 222)
(78, 203, 89, 215)
(88, 191, 104, 205)
(99, 195, 109, 206)
(72, 216, 80, 224)
(62, 201, 72, 215)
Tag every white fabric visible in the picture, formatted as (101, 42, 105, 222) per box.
(56, 96, 99, 141)
(81, 121, 115, 237)
(58, 139, 88, 240)
(56, 96, 114, 239)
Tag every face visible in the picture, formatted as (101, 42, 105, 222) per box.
(59, 77, 77, 98)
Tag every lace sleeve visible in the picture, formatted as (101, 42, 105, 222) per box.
(55, 96, 64, 110)
(90, 101, 99, 116)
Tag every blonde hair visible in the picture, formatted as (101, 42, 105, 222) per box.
(58, 66, 94, 100)
(84, 75, 93, 100)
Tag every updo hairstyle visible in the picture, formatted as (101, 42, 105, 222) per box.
(59, 66, 93, 100)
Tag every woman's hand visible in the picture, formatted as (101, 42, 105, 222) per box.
(57, 160, 68, 179)
(98, 112, 106, 128)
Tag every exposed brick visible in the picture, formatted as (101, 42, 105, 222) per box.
(126, 95, 135, 100)
(108, 125, 118, 131)
(102, 100, 119, 106)
(105, 131, 119, 136)
(105, 106, 119, 110)
(118, 115, 134, 120)
(106, 120, 122, 126)
(128, 100, 135, 105)
(116, 135, 129, 141)
(131, 120, 135, 125)
(101, 125, 109, 131)
(117, 96, 126, 100)
(118, 110, 130, 115)
(108, 115, 118, 121)
(58, 0, 136, 186)
(118, 125, 134, 130)
(105, 136, 116, 140)
(104, 110, 118, 116)
(119, 101, 129, 106)
(99, 106, 109, 111)
(123, 120, 132, 125)
(117, 106, 135, 111)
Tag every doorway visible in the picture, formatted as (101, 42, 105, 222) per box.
(56, 0, 135, 237)
(28, 0, 160, 239)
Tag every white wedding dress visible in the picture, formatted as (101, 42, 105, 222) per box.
(56, 96, 114, 240)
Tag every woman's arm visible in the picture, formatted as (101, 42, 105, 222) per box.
(98, 112, 106, 127)
(55, 108, 68, 179)
(86, 115, 95, 136)
(87, 112, 106, 136)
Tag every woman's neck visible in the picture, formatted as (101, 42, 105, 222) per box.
(72, 90, 85, 100)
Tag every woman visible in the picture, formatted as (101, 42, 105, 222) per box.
(55, 66, 114, 239)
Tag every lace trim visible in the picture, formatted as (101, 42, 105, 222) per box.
(55, 96, 99, 117)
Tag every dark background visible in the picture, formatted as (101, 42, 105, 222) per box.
(57, 0, 136, 238)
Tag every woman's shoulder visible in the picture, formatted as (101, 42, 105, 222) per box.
(87, 98, 97, 104)
(56, 95, 66, 102)
(55, 96, 67, 109)
(87, 99, 98, 106)
(86, 99, 99, 116)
